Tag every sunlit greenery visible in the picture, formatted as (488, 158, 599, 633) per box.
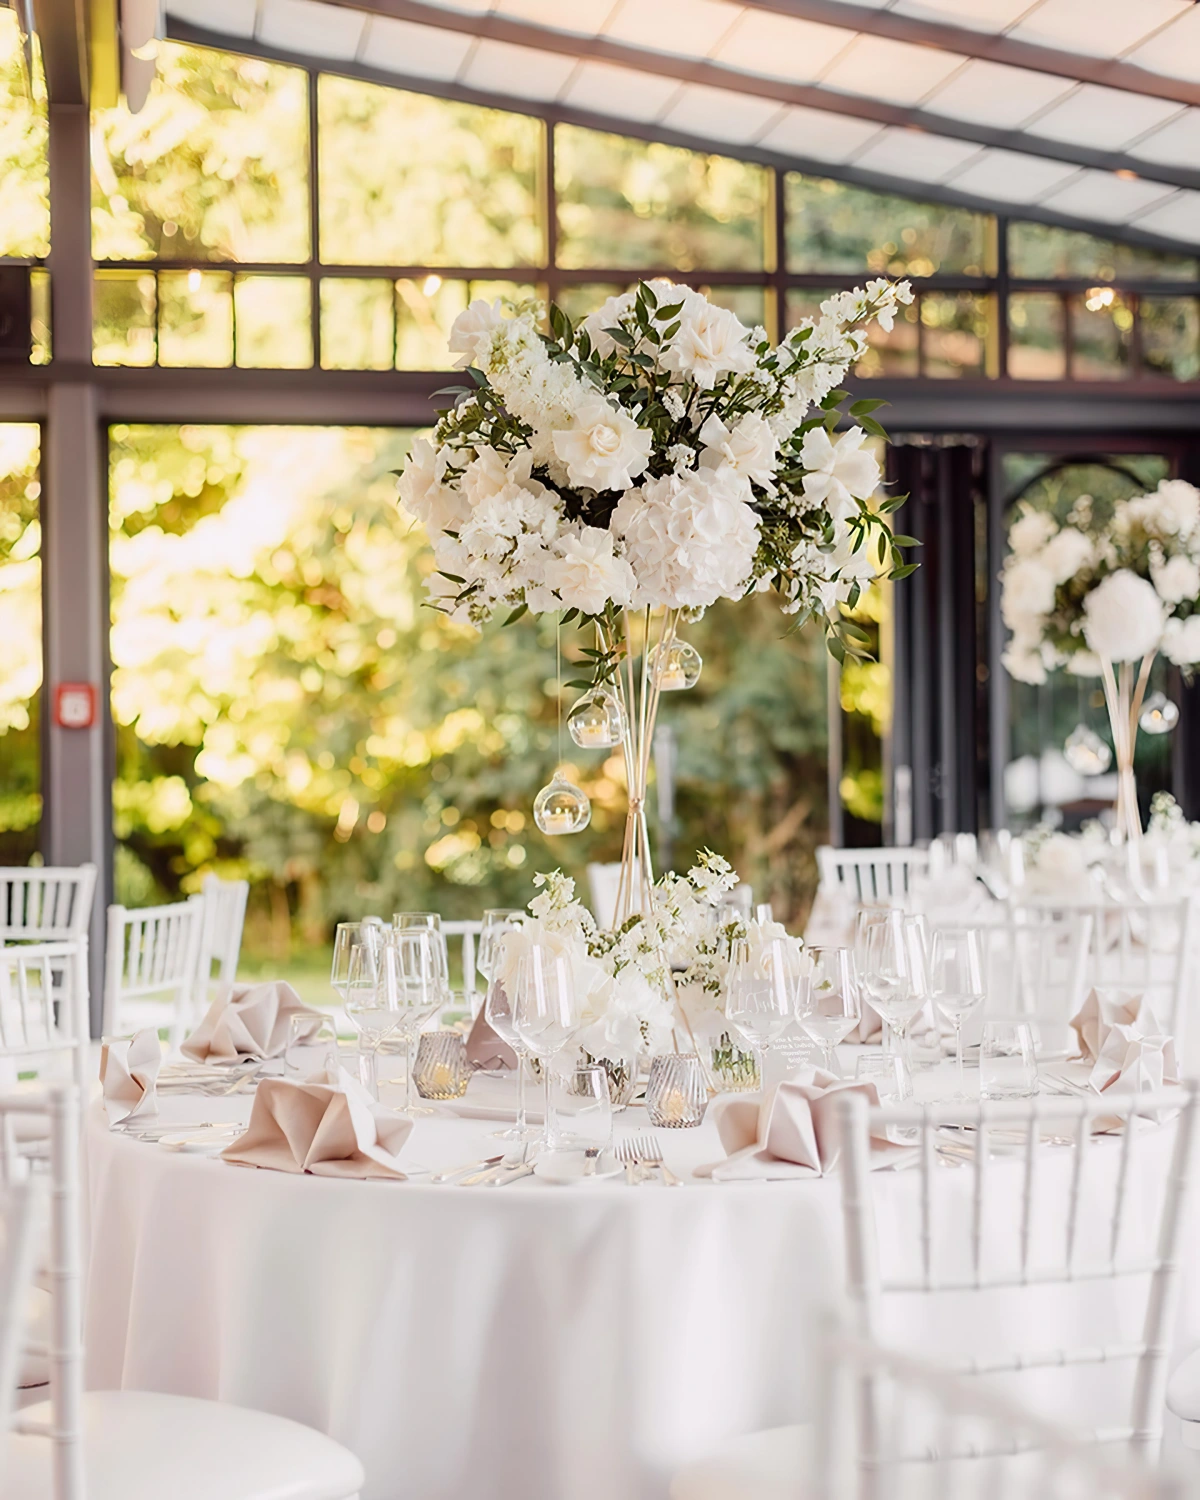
(0, 13, 48, 259)
(0, 425, 41, 863)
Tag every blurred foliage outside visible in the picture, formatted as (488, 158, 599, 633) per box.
(0, 425, 41, 864)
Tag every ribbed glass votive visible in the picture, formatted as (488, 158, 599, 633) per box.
(413, 1030, 470, 1099)
(645, 1053, 707, 1128)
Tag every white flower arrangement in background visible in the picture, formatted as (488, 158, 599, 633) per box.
(1001, 479, 1200, 685)
(399, 278, 915, 663)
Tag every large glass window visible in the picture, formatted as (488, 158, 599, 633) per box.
(1008, 222, 1197, 282)
(0, 425, 42, 863)
(0, 13, 49, 260)
(785, 175, 988, 276)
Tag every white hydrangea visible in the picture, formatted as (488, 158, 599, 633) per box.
(1152, 552, 1200, 606)
(1162, 614, 1200, 666)
(1082, 570, 1165, 662)
(543, 525, 637, 615)
(1009, 509, 1058, 557)
(1040, 526, 1093, 585)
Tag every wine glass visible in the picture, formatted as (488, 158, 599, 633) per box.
(483, 970, 538, 1142)
(477, 910, 524, 987)
(928, 926, 985, 1101)
(512, 943, 582, 1148)
(331, 921, 386, 1093)
(342, 941, 396, 1101)
(854, 910, 926, 1097)
(394, 912, 450, 1009)
(389, 929, 445, 1117)
(795, 946, 861, 1077)
(725, 935, 795, 1091)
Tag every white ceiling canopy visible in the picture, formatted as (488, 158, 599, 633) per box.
(160, 0, 1200, 250)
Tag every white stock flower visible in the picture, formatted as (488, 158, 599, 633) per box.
(798, 427, 880, 521)
(543, 526, 637, 615)
(397, 438, 469, 539)
(447, 298, 506, 369)
(660, 296, 757, 389)
(1083, 570, 1165, 662)
(1153, 553, 1200, 606)
(1008, 509, 1057, 557)
(612, 466, 760, 610)
(1039, 526, 1093, 585)
(698, 412, 778, 493)
(1001, 557, 1056, 629)
(1162, 614, 1200, 666)
(551, 396, 652, 492)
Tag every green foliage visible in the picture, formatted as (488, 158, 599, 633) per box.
(0, 13, 49, 258)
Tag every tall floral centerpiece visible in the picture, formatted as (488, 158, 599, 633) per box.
(399, 278, 913, 923)
(1001, 480, 1200, 842)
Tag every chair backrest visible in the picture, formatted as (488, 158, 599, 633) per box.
(0, 1084, 83, 1497)
(838, 1084, 1200, 1463)
(103, 896, 205, 1047)
(963, 912, 1093, 1056)
(194, 875, 248, 1008)
(0, 939, 90, 1104)
(442, 920, 482, 992)
(817, 845, 931, 903)
(0, 865, 96, 943)
(813, 1324, 1184, 1500)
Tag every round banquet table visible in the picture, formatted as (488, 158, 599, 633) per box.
(83, 1069, 1200, 1500)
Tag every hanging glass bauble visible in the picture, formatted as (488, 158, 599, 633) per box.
(533, 776, 592, 836)
(649, 640, 703, 691)
(567, 689, 626, 750)
(1063, 723, 1112, 776)
(1139, 692, 1179, 735)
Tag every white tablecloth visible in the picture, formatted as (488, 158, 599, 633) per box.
(83, 1073, 1200, 1500)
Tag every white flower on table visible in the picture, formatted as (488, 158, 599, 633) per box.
(551, 396, 653, 493)
(544, 526, 637, 615)
(1083, 569, 1165, 662)
(798, 427, 880, 521)
(698, 412, 778, 494)
(660, 297, 757, 389)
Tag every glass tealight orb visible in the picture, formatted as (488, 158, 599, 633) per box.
(1139, 692, 1179, 736)
(1063, 723, 1112, 777)
(567, 689, 626, 750)
(533, 776, 592, 836)
(650, 640, 703, 692)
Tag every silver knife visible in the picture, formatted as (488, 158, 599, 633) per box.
(432, 1154, 504, 1184)
(492, 1162, 536, 1186)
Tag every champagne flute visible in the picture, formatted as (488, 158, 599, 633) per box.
(512, 943, 582, 1149)
(928, 926, 985, 1101)
(854, 909, 926, 1096)
(725, 935, 795, 1090)
(483, 971, 537, 1142)
(795, 946, 861, 1077)
(389, 929, 444, 1117)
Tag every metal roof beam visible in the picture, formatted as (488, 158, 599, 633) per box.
(310, 0, 1200, 192)
(30, 0, 89, 102)
(742, 0, 1200, 109)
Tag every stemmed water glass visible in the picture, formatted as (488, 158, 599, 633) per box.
(795, 946, 861, 1077)
(342, 941, 396, 1101)
(331, 920, 386, 1092)
(389, 929, 445, 1117)
(477, 910, 524, 989)
(855, 909, 926, 1096)
(512, 943, 582, 1149)
(483, 970, 538, 1142)
(725, 935, 796, 1090)
(394, 912, 450, 1006)
(928, 926, 985, 1101)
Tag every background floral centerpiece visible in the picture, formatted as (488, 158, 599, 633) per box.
(399, 279, 913, 922)
(1000, 479, 1200, 840)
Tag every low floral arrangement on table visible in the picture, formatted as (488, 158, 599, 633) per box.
(1020, 793, 1200, 895)
(1000, 480, 1200, 840)
(398, 278, 914, 924)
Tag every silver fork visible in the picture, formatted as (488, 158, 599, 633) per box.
(634, 1133, 682, 1187)
(615, 1136, 642, 1185)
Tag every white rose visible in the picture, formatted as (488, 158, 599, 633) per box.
(1152, 553, 1200, 606)
(447, 298, 506, 369)
(1040, 526, 1092, 585)
(1151, 479, 1200, 538)
(698, 412, 778, 493)
(660, 296, 757, 390)
(543, 526, 637, 615)
(397, 438, 469, 539)
(1001, 558, 1056, 629)
(798, 427, 880, 521)
(1083, 570, 1165, 662)
(1008, 509, 1057, 557)
(1162, 614, 1200, 666)
(551, 396, 652, 492)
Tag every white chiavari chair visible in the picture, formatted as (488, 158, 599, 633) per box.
(0, 866, 96, 945)
(194, 874, 248, 1010)
(0, 1084, 366, 1499)
(0, 940, 90, 1106)
(442, 919, 482, 994)
(102, 897, 205, 1050)
(816, 846, 931, 904)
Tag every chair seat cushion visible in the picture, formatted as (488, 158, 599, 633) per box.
(2, 1390, 364, 1500)
(670, 1423, 811, 1500)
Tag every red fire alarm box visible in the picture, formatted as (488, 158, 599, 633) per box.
(53, 683, 96, 730)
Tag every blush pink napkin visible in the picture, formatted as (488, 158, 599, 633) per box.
(100, 1028, 162, 1125)
(695, 1068, 915, 1181)
(221, 1069, 413, 1179)
(182, 980, 323, 1064)
(1055, 987, 1180, 1124)
(465, 998, 517, 1071)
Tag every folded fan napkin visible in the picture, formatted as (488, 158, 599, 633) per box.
(695, 1067, 915, 1181)
(1069, 986, 1153, 1063)
(221, 1068, 413, 1178)
(465, 997, 517, 1072)
(182, 980, 322, 1064)
(100, 1028, 162, 1125)
(1088, 1026, 1178, 1096)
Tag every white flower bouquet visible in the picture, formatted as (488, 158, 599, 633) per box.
(1000, 480, 1200, 841)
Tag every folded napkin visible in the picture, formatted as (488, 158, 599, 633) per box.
(100, 1029, 162, 1125)
(182, 980, 323, 1064)
(465, 998, 517, 1072)
(221, 1069, 413, 1179)
(1053, 986, 1179, 1127)
(1088, 1027, 1178, 1096)
(1070, 986, 1165, 1063)
(694, 1067, 915, 1181)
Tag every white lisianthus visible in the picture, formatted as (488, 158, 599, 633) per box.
(798, 427, 880, 520)
(551, 396, 653, 492)
(448, 298, 506, 370)
(1007, 509, 1057, 557)
(543, 526, 637, 615)
(1152, 553, 1200, 606)
(1040, 526, 1093, 585)
(397, 438, 469, 539)
(698, 412, 778, 493)
(1083, 569, 1165, 662)
(1162, 614, 1200, 666)
(1000, 557, 1056, 629)
(613, 466, 759, 610)
(660, 297, 757, 389)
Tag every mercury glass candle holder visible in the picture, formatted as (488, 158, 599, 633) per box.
(413, 1030, 470, 1099)
(646, 1053, 708, 1128)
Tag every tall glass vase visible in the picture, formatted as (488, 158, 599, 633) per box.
(1098, 651, 1155, 845)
